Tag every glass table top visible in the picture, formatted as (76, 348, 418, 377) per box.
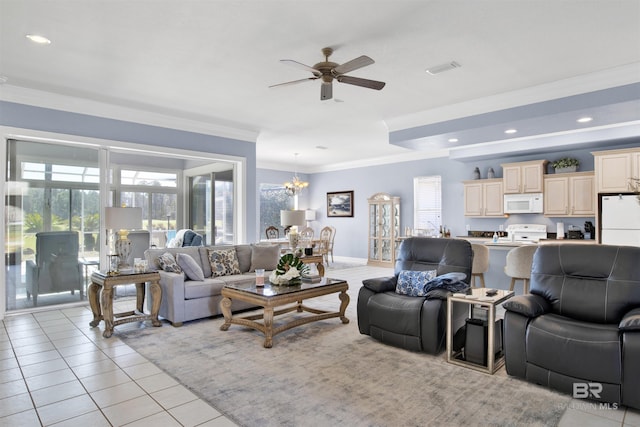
(224, 277, 346, 297)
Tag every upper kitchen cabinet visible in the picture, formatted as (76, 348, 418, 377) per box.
(463, 179, 503, 217)
(501, 160, 548, 194)
(593, 147, 640, 193)
(544, 172, 595, 217)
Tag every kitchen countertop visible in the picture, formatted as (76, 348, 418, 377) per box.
(458, 237, 598, 248)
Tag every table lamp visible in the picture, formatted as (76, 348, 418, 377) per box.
(305, 209, 316, 227)
(105, 206, 142, 270)
(281, 210, 306, 252)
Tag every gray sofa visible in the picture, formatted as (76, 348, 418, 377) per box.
(145, 244, 280, 326)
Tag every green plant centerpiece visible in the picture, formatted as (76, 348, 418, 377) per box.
(269, 253, 309, 285)
(552, 157, 579, 172)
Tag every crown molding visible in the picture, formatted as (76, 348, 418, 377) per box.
(448, 120, 640, 161)
(258, 148, 450, 173)
(386, 63, 640, 132)
(0, 84, 259, 143)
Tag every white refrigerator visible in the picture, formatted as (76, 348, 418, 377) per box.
(600, 194, 640, 247)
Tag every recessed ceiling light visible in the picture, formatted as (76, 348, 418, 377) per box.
(448, 138, 459, 143)
(577, 116, 593, 123)
(26, 34, 51, 44)
(504, 129, 518, 134)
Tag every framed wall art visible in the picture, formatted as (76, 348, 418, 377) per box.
(327, 191, 354, 217)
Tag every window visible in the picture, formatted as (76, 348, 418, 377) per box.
(414, 176, 442, 236)
(259, 184, 294, 238)
(116, 167, 179, 248)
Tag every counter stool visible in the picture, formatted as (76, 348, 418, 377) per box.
(471, 244, 489, 288)
(504, 245, 538, 294)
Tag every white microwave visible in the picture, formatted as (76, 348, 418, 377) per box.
(504, 193, 544, 214)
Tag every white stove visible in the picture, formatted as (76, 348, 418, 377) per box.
(505, 224, 547, 243)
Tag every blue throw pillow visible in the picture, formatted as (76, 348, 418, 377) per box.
(395, 270, 437, 296)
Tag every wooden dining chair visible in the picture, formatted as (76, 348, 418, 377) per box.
(317, 226, 333, 264)
(265, 226, 279, 240)
(328, 226, 336, 263)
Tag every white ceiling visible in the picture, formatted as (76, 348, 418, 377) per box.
(1, 0, 639, 172)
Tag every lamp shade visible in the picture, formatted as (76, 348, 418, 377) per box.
(105, 207, 142, 230)
(305, 209, 316, 221)
(280, 210, 306, 227)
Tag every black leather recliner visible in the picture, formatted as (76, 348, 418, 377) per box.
(503, 244, 640, 410)
(357, 237, 473, 354)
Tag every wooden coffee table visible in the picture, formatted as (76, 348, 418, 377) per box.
(220, 278, 349, 348)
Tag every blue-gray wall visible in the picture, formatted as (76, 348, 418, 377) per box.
(261, 141, 639, 260)
(0, 101, 258, 241)
(3, 100, 639, 255)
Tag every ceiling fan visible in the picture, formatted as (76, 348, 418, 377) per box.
(269, 47, 385, 101)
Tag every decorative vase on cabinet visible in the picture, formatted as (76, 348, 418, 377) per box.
(367, 193, 400, 267)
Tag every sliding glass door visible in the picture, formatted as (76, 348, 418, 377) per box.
(188, 168, 234, 245)
(4, 139, 240, 314)
(5, 140, 100, 311)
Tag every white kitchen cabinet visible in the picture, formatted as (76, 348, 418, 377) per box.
(501, 160, 548, 194)
(463, 179, 503, 217)
(593, 147, 640, 193)
(544, 172, 595, 217)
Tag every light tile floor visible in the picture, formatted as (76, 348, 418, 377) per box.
(1, 282, 640, 426)
(0, 300, 237, 426)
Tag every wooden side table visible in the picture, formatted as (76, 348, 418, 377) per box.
(300, 254, 325, 277)
(89, 271, 162, 338)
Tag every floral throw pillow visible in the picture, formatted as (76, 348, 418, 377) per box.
(158, 252, 183, 274)
(208, 248, 242, 277)
(395, 270, 438, 297)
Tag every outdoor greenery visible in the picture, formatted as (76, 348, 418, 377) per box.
(259, 184, 294, 237)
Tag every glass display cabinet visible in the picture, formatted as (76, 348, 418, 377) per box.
(367, 193, 400, 266)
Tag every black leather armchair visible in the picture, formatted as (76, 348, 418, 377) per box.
(357, 237, 473, 354)
(503, 244, 640, 410)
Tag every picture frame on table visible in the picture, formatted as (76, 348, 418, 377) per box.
(327, 191, 354, 217)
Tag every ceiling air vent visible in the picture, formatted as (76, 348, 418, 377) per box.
(426, 61, 461, 75)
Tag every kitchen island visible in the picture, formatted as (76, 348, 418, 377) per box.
(459, 236, 597, 291)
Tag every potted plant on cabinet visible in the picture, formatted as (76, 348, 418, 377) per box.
(552, 158, 579, 173)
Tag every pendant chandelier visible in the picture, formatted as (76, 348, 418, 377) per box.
(284, 153, 309, 196)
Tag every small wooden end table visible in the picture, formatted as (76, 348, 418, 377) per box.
(89, 271, 162, 338)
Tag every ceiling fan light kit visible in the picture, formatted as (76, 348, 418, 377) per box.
(270, 47, 386, 101)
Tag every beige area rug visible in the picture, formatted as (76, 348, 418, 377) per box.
(119, 266, 569, 427)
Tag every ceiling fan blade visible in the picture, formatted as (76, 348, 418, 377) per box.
(320, 82, 332, 101)
(269, 77, 318, 88)
(332, 55, 374, 75)
(336, 75, 386, 90)
(280, 59, 322, 77)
